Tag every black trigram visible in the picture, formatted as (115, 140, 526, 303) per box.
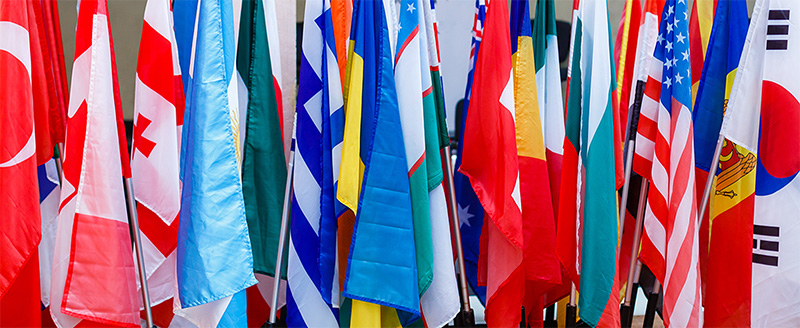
(767, 9, 790, 50)
(753, 224, 780, 267)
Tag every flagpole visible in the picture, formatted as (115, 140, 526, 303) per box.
(123, 178, 154, 328)
(620, 179, 649, 327)
(698, 135, 725, 223)
(566, 283, 577, 328)
(442, 144, 475, 327)
(268, 122, 297, 326)
(617, 141, 636, 239)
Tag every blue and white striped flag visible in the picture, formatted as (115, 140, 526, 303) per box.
(286, 0, 343, 326)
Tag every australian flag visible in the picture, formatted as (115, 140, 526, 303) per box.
(454, 0, 487, 304)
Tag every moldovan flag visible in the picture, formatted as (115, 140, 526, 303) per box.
(174, 0, 258, 326)
(131, 0, 184, 325)
(511, 0, 561, 324)
(556, 0, 621, 326)
(690, 0, 748, 325)
(718, 0, 800, 325)
(338, 0, 420, 325)
(688, 0, 716, 103)
(459, 0, 524, 325)
(50, 0, 140, 326)
(0, 2, 42, 327)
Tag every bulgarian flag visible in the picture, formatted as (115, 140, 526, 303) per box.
(556, 0, 621, 326)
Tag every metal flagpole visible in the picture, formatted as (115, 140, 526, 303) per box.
(565, 283, 578, 328)
(442, 144, 475, 327)
(698, 135, 725, 223)
(123, 178, 154, 328)
(620, 179, 649, 327)
(269, 116, 297, 326)
(618, 142, 636, 238)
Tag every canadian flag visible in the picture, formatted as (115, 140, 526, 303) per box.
(49, 0, 140, 326)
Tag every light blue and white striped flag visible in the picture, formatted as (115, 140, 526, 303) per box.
(286, 0, 344, 326)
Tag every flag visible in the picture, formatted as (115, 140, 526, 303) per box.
(49, 0, 139, 326)
(555, 0, 581, 291)
(396, 0, 434, 303)
(27, 0, 65, 164)
(718, 0, 800, 325)
(286, 0, 343, 326)
(454, 0, 488, 305)
(173, 0, 196, 95)
(39, 0, 69, 129)
(533, 0, 566, 214)
(237, 0, 289, 316)
(634, 0, 703, 326)
(263, 0, 285, 137)
(131, 0, 184, 324)
(331, 0, 352, 86)
(174, 0, 258, 325)
(0, 2, 42, 326)
(338, 0, 420, 325)
(690, 0, 748, 325)
(329, 0, 355, 306)
(628, 0, 666, 171)
(616, 0, 666, 296)
(612, 0, 641, 299)
(459, 0, 524, 325)
(556, 0, 621, 326)
(417, 1, 460, 326)
(689, 0, 716, 103)
(37, 158, 60, 310)
(510, 0, 561, 324)
(615, 0, 641, 138)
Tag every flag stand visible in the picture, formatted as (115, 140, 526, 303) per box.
(641, 280, 661, 328)
(268, 132, 296, 327)
(565, 283, 577, 328)
(442, 144, 475, 327)
(620, 179, 649, 327)
(123, 177, 155, 328)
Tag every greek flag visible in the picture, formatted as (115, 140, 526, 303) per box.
(286, 0, 344, 326)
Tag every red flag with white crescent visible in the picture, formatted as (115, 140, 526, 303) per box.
(0, 3, 43, 326)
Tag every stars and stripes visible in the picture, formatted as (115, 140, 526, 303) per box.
(633, 0, 702, 326)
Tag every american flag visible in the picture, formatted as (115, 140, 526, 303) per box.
(632, 0, 702, 326)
